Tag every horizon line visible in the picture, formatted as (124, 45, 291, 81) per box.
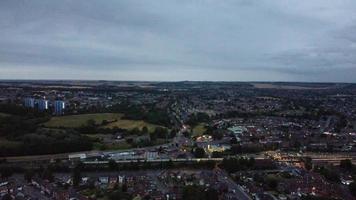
(0, 79, 354, 84)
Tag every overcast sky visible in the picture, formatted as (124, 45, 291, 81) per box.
(1, 0, 356, 82)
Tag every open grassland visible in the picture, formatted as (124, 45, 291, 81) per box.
(0, 112, 11, 117)
(44, 113, 164, 132)
(102, 119, 162, 132)
(0, 138, 22, 149)
(44, 113, 123, 128)
(192, 123, 207, 137)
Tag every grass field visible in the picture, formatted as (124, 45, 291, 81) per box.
(0, 113, 11, 117)
(102, 119, 162, 132)
(44, 113, 123, 128)
(84, 134, 132, 150)
(0, 138, 22, 148)
(44, 113, 163, 132)
(192, 123, 207, 137)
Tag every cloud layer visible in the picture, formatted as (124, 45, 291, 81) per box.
(1, 0, 356, 82)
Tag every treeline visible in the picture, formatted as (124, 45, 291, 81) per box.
(220, 157, 277, 174)
(128, 127, 174, 148)
(186, 112, 210, 127)
(109, 103, 171, 127)
(182, 185, 219, 200)
(216, 110, 267, 119)
(0, 116, 38, 138)
(220, 157, 256, 173)
(0, 103, 50, 118)
(0, 129, 93, 156)
(0, 104, 93, 156)
(77, 119, 173, 139)
(0, 104, 51, 139)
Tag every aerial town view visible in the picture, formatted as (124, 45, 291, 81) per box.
(0, 81, 355, 200)
(1, 1, 356, 200)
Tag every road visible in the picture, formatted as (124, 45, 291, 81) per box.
(214, 168, 252, 200)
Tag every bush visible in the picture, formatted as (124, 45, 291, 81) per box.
(193, 147, 206, 158)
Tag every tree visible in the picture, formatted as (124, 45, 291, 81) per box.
(142, 126, 148, 134)
(187, 112, 210, 127)
(211, 151, 223, 158)
(169, 130, 177, 138)
(231, 144, 242, 154)
(183, 131, 191, 138)
(24, 168, 35, 182)
(182, 185, 205, 200)
(0, 166, 13, 179)
(109, 190, 131, 200)
(122, 183, 128, 192)
(108, 159, 118, 171)
(1, 194, 12, 200)
(78, 119, 97, 133)
(220, 157, 256, 173)
(265, 175, 279, 190)
(165, 159, 174, 168)
(211, 132, 222, 140)
(314, 166, 340, 183)
(72, 163, 82, 186)
(42, 166, 54, 182)
(143, 195, 151, 200)
(87, 119, 96, 127)
(149, 131, 157, 142)
(350, 181, 356, 197)
(303, 157, 313, 171)
(205, 188, 219, 200)
(101, 120, 109, 126)
(182, 185, 218, 200)
(131, 127, 141, 135)
(154, 127, 168, 138)
(248, 157, 255, 168)
(230, 137, 238, 144)
(194, 147, 206, 158)
(340, 159, 353, 170)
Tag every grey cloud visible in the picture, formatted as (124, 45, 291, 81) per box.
(0, 0, 356, 82)
(270, 22, 356, 76)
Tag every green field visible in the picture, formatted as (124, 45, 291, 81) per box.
(103, 119, 162, 132)
(192, 123, 207, 136)
(0, 112, 11, 117)
(44, 113, 123, 128)
(44, 113, 163, 132)
(0, 138, 22, 148)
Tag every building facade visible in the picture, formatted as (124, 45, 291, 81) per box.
(24, 98, 35, 108)
(37, 99, 49, 111)
(54, 100, 65, 115)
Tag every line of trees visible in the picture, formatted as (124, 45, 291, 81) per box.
(109, 102, 172, 127)
(0, 129, 93, 156)
(220, 157, 255, 173)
